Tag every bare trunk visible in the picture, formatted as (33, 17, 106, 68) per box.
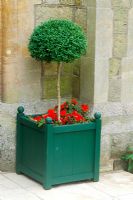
(57, 62, 62, 122)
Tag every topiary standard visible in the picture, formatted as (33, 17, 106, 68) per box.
(28, 19, 87, 122)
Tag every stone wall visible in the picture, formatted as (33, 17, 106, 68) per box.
(93, 0, 133, 171)
(0, 0, 133, 172)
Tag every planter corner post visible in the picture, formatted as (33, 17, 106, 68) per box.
(43, 117, 53, 190)
(93, 112, 101, 182)
(16, 106, 25, 174)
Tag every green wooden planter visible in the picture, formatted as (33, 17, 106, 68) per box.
(16, 106, 101, 189)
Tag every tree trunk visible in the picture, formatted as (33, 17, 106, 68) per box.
(57, 62, 62, 122)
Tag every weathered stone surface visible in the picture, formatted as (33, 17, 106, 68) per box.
(74, 8, 87, 31)
(112, 0, 131, 8)
(46, 0, 59, 4)
(113, 159, 127, 171)
(109, 58, 121, 76)
(111, 132, 133, 158)
(100, 134, 112, 167)
(121, 70, 133, 102)
(113, 33, 127, 58)
(72, 76, 80, 98)
(97, 0, 112, 8)
(59, 0, 75, 5)
(35, 6, 73, 25)
(95, 8, 113, 58)
(108, 76, 121, 102)
(114, 16, 128, 34)
(86, 7, 96, 59)
(83, 0, 96, 7)
(127, 8, 133, 57)
(80, 57, 94, 102)
(94, 59, 109, 103)
(43, 75, 72, 99)
(43, 62, 58, 76)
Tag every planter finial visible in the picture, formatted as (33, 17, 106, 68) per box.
(45, 117, 53, 124)
(94, 112, 101, 119)
(17, 106, 24, 114)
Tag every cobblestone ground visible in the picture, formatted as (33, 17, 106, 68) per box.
(0, 171, 133, 200)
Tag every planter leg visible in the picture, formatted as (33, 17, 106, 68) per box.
(43, 183, 52, 190)
(93, 174, 99, 182)
(16, 168, 22, 175)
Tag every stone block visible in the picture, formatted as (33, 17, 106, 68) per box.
(113, 8, 128, 34)
(43, 75, 72, 99)
(100, 134, 112, 166)
(93, 102, 123, 118)
(102, 116, 122, 134)
(86, 7, 96, 58)
(83, 0, 96, 7)
(46, 0, 59, 4)
(94, 59, 109, 103)
(95, 8, 113, 58)
(72, 76, 80, 98)
(122, 58, 133, 73)
(44, 62, 57, 76)
(35, 5, 73, 25)
(121, 70, 133, 102)
(80, 57, 94, 102)
(127, 8, 133, 57)
(113, 159, 128, 171)
(111, 132, 133, 158)
(60, 75, 72, 97)
(114, 17, 128, 34)
(109, 58, 121, 76)
(113, 7, 128, 24)
(113, 33, 127, 58)
(59, 0, 75, 5)
(108, 76, 121, 102)
(100, 159, 114, 172)
(96, 0, 112, 8)
(112, 0, 131, 8)
(73, 59, 80, 76)
(74, 8, 87, 32)
(2, 58, 41, 103)
(63, 62, 73, 75)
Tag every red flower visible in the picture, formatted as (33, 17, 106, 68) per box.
(72, 111, 84, 122)
(81, 104, 89, 112)
(47, 109, 57, 121)
(33, 116, 42, 122)
(42, 114, 48, 119)
(31, 99, 90, 126)
(61, 102, 68, 110)
(60, 109, 67, 117)
(71, 98, 78, 105)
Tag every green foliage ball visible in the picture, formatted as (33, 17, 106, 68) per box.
(28, 19, 87, 63)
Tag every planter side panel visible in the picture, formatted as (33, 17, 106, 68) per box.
(52, 126, 96, 184)
(16, 117, 45, 182)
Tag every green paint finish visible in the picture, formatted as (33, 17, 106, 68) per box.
(16, 107, 101, 189)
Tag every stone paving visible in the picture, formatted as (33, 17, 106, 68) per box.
(0, 171, 133, 200)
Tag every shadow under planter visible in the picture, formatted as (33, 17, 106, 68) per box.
(16, 107, 101, 189)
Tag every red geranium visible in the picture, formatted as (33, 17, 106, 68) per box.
(47, 109, 57, 121)
(81, 104, 89, 112)
(31, 99, 90, 126)
(33, 116, 42, 122)
(71, 98, 78, 105)
(60, 109, 67, 117)
(61, 102, 68, 110)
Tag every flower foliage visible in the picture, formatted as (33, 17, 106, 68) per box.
(28, 19, 87, 63)
(31, 99, 90, 127)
